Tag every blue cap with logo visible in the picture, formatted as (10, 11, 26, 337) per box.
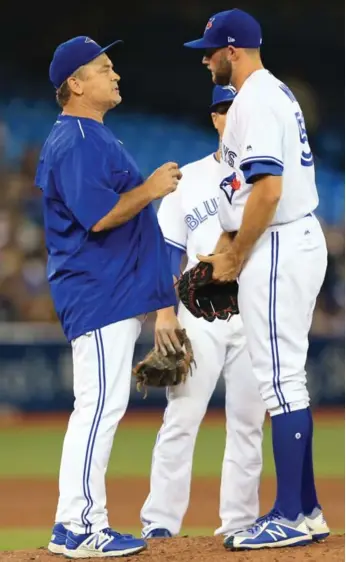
(210, 85, 237, 110)
(49, 36, 123, 89)
(184, 9, 262, 50)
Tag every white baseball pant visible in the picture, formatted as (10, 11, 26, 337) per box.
(141, 306, 266, 536)
(237, 214, 328, 416)
(55, 318, 142, 533)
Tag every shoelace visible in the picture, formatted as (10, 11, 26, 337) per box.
(101, 528, 123, 539)
(246, 510, 283, 534)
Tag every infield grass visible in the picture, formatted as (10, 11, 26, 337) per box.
(0, 418, 343, 478)
(0, 415, 343, 550)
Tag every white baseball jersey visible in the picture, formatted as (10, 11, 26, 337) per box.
(219, 69, 319, 232)
(142, 152, 266, 536)
(157, 153, 222, 271)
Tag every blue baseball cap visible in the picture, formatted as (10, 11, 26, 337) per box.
(210, 85, 237, 110)
(49, 36, 123, 89)
(184, 9, 262, 50)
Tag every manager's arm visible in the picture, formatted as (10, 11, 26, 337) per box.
(155, 246, 185, 355)
(57, 137, 182, 234)
(92, 163, 182, 232)
(154, 184, 188, 355)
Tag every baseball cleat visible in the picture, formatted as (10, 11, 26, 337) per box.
(143, 528, 172, 538)
(305, 507, 330, 541)
(47, 523, 136, 555)
(64, 528, 147, 558)
(224, 510, 312, 550)
(48, 523, 68, 555)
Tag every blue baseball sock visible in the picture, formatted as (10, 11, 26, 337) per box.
(272, 408, 311, 520)
(301, 408, 321, 515)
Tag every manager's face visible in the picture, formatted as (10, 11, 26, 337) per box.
(70, 53, 122, 110)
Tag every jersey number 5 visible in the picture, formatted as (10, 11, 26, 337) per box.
(294, 111, 314, 167)
(280, 83, 314, 167)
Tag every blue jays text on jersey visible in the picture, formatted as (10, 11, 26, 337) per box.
(221, 142, 237, 167)
(184, 197, 219, 231)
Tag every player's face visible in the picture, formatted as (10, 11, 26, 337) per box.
(202, 48, 233, 86)
(211, 103, 232, 136)
(211, 112, 228, 136)
(78, 54, 122, 109)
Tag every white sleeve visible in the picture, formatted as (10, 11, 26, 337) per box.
(237, 101, 284, 172)
(157, 187, 187, 251)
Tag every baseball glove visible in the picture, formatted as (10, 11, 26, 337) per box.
(177, 261, 239, 322)
(132, 329, 195, 398)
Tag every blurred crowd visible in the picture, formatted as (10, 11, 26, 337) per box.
(0, 145, 56, 323)
(0, 138, 344, 337)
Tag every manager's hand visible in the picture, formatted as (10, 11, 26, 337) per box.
(155, 306, 183, 356)
(146, 162, 182, 200)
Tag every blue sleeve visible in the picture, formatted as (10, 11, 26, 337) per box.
(55, 134, 120, 231)
(166, 242, 185, 278)
(241, 161, 283, 184)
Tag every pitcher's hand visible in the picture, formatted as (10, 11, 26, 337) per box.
(196, 250, 244, 282)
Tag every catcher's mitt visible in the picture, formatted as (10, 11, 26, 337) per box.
(177, 261, 239, 322)
(132, 329, 195, 398)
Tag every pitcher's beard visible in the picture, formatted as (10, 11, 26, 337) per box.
(214, 70, 232, 86)
(213, 59, 233, 86)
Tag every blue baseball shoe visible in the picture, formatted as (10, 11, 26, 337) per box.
(143, 528, 172, 538)
(305, 508, 330, 542)
(47, 523, 136, 555)
(48, 523, 68, 554)
(224, 510, 312, 550)
(64, 528, 147, 558)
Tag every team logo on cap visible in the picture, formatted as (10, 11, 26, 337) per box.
(85, 37, 96, 44)
(222, 85, 237, 95)
(204, 17, 215, 33)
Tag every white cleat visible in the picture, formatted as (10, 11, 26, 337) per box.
(305, 508, 330, 542)
(64, 528, 147, 558)
(224, 510, 312, 550)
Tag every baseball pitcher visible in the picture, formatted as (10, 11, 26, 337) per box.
(184, 8, 329, 551)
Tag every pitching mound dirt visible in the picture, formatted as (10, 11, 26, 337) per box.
(1, 535, 344, 561)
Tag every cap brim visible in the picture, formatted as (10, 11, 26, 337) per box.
(210, 100, 234, 111)
(100, 39, 124, 54)
(184, 38, 229, 49)
(184, 38, 212, 49)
